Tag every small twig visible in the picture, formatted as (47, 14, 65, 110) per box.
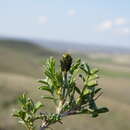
(94, 92, 103, 101)
(58, 120, 63, 124)
(61, 110, 79, 117)
(39, 91, 103, 130)
(40, 109, 78, 130)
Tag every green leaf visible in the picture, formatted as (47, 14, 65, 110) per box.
(83, 89, 92, 95)
(18, 120, 25, 125)
(41, 96, 55, 100)
(97, 107, 109, 113)
(80, 63, 91, 74)
(45, 70, 54, 80)
(12, 110, 21, 117)
(18, 111, 26, 120)
(85, 63, 91, 74)
(45, 57, 56, 79)
(24, 113, 31, 121)
(87, 80, 98, 87)
(18, 94, 27, 105)
(95, 88, 102, 94)
(26, 99, 34, 112)
(70, 68, 81, 82)
(34, 102, 43, 113)
(55, 72, 63, 86)
(70, 59, 81, 74)
(38, 86, 52, 93)
(80, 64, 88, 74)
(92, 111, 98, 118)
(49, 57, 56, 73)
(88, 74, 99, 81)
(91, 68, 99, 74)
(38, 79, 49, 85)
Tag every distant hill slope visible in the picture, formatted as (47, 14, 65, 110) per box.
(36, 39, 130, 54)
(0, 38, 130, 130)
(0, 39, 57, 77)
(0, 39, 56, 56)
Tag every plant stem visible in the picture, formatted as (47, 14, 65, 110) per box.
(39, 120, 49, 130)
(63, 71, 67, 99)
(39, 109, 80, 130)
(56, 100, 63, 114)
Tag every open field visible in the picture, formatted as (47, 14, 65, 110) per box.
(0, 73, 130, 130)
(0, 39, 130, 130)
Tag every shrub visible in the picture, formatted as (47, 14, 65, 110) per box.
(13, 54, 109, 130)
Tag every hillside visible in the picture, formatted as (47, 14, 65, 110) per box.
(0, 39, 57, 77)
(0, 39, 57, 56)
(36, 39, 130, 54)
(0, 38, 130, 130)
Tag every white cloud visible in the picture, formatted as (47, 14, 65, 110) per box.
(115, 17, 126, 25)
(114, 27, 130, 35)
(97, 20, 113, 32)
(38, 16, 48, 24)
(68, 9, 76, 16)
(97, 17, 129, 34)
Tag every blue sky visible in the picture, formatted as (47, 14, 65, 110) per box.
(0, 0, 130, 47)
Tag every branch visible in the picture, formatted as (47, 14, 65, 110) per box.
(39, 109, 79, 130)
(61, 110, 79, 117)
(94, 92, 103, 101)
(40, 122, 48, 130)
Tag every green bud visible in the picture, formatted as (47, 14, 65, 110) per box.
(60, 53, 73, 72)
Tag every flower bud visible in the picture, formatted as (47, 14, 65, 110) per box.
(57, 88, 62, 96)
(60, 53, 72, 72)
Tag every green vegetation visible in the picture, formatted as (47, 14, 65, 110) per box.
(13, 54, 108, 130)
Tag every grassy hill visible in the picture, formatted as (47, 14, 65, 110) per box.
(0, 39, 58, 77)
(0, 38, 130, 130)
(0, 39, 56, 56)
(0, 39, 58, 129)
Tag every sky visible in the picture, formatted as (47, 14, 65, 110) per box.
(0, 0, 130, 47)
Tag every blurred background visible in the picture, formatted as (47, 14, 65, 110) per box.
(0, 0, 130, 130)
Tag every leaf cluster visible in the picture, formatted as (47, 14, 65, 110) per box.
(13, 94, 43, 130)
(13, 54, 108, 130)
(38, 54, 108, 118)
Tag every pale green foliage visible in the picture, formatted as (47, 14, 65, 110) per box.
(13, 94, 44, 130)
(13, 54, 108, 130)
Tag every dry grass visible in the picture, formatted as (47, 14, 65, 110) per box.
(0, 71, 130, 130)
